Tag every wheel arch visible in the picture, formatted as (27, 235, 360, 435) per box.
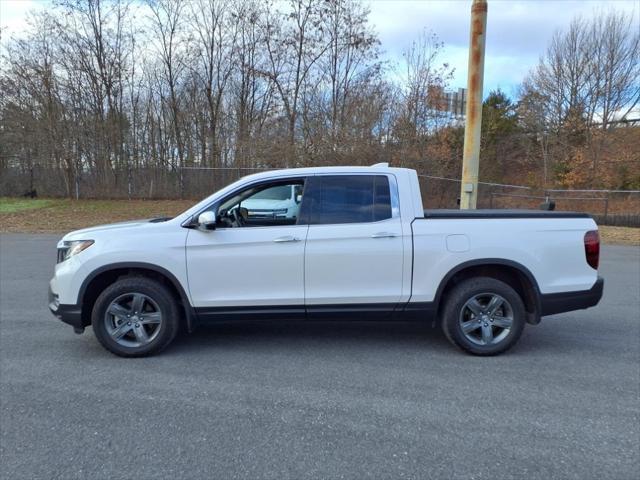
(78, 262, 196, 332)
(434, 259, 542, 325)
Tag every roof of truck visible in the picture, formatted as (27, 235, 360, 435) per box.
(237, 163, 408, 181)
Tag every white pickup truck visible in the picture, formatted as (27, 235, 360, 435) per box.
(49, 164, 603, 357)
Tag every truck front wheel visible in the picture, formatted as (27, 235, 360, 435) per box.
(92, 277, 180, 357)
(441, 277, 526, 356)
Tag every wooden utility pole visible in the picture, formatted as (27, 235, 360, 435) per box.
(460, 0, 487, 209)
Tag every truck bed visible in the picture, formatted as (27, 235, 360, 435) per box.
(423, 209, 591, 219)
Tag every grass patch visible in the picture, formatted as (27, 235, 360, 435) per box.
(0, 198, 194, 233)
(598, 226, 640, 246)
(0, 198, 53, 213)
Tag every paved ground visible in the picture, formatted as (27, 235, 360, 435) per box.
(1, 234, 638, 480)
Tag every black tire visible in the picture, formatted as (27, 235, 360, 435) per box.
(92, 277, 180, 357)
(441, 277, 526, 356)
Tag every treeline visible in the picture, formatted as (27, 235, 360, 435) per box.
(0, 0, 638, 199)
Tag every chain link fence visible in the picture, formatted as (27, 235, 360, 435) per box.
(418, 175, 640, 226)
(0, 165, 269, 200)
(2, 165, 639, 226)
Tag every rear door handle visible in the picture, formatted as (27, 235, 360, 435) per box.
(273, 236, 301, 243)
(371, 232, 397, 239)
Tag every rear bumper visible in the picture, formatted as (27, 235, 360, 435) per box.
(540, 276, 604, 316)
(48, 285, 83, 329)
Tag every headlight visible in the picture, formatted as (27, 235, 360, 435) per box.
(57, 240, 94, 263)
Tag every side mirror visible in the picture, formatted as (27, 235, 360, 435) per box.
(295, 194, 303, 204)
(197, 211, 217, 230)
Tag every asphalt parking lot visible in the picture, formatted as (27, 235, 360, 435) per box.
(1, 233, 638, 480)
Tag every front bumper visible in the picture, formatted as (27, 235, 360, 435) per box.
(540, 276, 604, 316)
(48, 285, 84, 330)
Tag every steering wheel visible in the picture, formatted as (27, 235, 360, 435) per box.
(231, 207, 245, 227)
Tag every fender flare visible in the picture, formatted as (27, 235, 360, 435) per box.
(432, 258, 542, 323)
(78, 262, 197, 332)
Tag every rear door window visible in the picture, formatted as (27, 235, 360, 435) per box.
(308, 175, 393, 225)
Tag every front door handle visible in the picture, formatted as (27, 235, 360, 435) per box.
(273, 236, 301, 243)
(371, 232, 397, 239)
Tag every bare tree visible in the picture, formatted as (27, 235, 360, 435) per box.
(394, 29, 453, 171)
(524, 9, 639, 184)
(188, 0, 234, 168)
(527, 10, 639, 130)
(402, 31, 452, 136)
(147, 0, 187, 194)
(321, 0, 379, 151)
(262, 0, 329, 163)
(231, 0, 275, 168)
(589, 10, 640, 129)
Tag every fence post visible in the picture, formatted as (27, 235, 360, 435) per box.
(604, 192, 609, 222)
(127, 167, 132, 200)
(179, 167, 184, 199)
(29, 165, 34, 193)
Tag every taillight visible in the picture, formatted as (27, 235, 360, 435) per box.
(584, 230, 600, 270)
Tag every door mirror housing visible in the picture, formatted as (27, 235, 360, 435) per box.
(197, 211, 217, 230)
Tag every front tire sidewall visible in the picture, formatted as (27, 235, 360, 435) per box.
(443, 277, 526, 356)
(92, 278, 179, 357)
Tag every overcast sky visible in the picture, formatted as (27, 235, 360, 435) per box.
(369, 0, 639, 96)
(1, 0, 638, 97)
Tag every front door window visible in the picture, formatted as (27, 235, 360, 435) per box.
(216, 180, 305, 228)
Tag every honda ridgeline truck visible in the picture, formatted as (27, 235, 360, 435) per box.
(49, 164, 603, 357)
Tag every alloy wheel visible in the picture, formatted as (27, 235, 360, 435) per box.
(103, 292, 163, 348)
(458, 292, 514, 346)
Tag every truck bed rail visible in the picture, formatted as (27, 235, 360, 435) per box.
(422, 209, 591, 219)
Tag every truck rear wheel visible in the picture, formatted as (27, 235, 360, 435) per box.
(92, 277, 180, 357)
(441, 277, 525, 356)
